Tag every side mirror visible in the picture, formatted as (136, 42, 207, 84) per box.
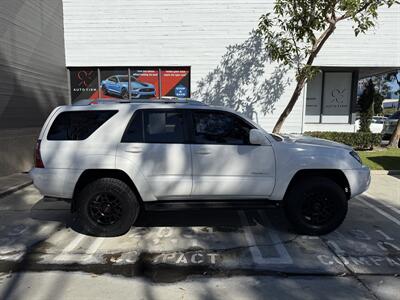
(249, 129, 270, 145)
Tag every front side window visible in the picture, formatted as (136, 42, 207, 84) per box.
(192, 111, 253, 145)
(47, 110, 117, 140)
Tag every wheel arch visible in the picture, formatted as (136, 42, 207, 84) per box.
(284, 169, 351, 200)
(71, 169, 143, 212)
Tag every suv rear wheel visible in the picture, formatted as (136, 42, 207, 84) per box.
(75, 178, 140, 237)
(284, 177, 347, 235)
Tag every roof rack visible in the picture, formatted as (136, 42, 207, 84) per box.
(72, 98, 208, 106)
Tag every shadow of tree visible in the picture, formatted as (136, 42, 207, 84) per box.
(193, 30, 290, 120)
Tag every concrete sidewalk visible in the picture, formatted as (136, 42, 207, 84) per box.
(0, 173, 32, 198)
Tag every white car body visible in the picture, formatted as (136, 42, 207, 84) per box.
(30, 100, 370, 203)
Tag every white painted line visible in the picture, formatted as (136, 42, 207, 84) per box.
(365, 192, 400, 216)
(258, 210, 293, 264)
(62, 234, 86, 253)
(364, 193, 400, 217)
(86, 238, 105, 254)
(359, 197, 400, 227)
(238, 210, 292, 265)
(54, 234, 86, 261)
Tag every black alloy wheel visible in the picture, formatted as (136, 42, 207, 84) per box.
(75, 178, 140, 237)
(88, 192, 123, 226)
(284, 176, 348, 235)
(301, 191, 335, 226)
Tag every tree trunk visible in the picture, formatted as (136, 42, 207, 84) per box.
(272, 77, 306, 133)
(388, 119, 400, 148)
(271, 24, 336, 133)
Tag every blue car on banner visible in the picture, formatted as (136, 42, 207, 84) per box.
(101, 75, 156, 99)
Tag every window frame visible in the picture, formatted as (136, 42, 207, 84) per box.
(121, 108, 191, 144)
(189, 109, 256, 146)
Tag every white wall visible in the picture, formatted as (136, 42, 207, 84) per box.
(62, 0, 400, 133)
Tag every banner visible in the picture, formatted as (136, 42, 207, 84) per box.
(130, 68, 159, 99)
(161, 68, 190, 98)
(99, 68, 129, 99)
(69, 67, 190, 101)
(69, 68, 99, 102)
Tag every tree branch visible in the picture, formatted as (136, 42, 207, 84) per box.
(337, 0, 375, 21)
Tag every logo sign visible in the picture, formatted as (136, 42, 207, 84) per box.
(175, 84, 188, 98)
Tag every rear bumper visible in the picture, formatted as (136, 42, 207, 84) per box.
(343, 166, 371, 198)
(29, 168, 81, 199)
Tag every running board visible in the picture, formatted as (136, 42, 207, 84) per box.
(143, 200, 281, 211)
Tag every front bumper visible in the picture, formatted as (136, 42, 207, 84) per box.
(343, 166, 371, 198)
(130, 90, 156, 98)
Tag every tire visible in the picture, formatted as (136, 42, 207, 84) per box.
(102, 85, 108, 96)
(284, 177, 347, 236)
(75, 178, 139, 237)
(121, 88, 129, 99)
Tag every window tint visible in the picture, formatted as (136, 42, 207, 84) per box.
(121, 111, 144, 143)
(47, 110, 117, 140)
(143, 111, 184, 143)
(193, 111, 252, 145)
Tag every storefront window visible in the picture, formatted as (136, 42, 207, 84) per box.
(305, 71, 354, 124)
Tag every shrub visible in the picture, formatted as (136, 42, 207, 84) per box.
(304, 131, 382, 150)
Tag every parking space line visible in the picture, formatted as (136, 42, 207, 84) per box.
(365, 192, 400, 216)
(238, 210, 292, 265)
(359, 197, 400, 227)
(54, 234, 86, 261)
(86, 238, 105, 254)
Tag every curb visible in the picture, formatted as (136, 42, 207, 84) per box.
(0, 180, 32, 199)
(370, 170, 400, 175)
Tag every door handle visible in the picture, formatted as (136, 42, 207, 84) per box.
(195, 150, 211, 155)
(124, 146, 142, 153)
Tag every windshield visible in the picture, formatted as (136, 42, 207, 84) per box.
(117, 76, 137, 83)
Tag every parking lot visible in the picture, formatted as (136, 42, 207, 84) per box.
(0, 174, 399, 299)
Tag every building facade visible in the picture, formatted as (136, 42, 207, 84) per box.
(0, 0, 398, 176)
(63, 0, 400, 133)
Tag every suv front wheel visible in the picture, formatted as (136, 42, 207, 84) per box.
(75, 178, 140, 237)
(284, 177, 348, 235)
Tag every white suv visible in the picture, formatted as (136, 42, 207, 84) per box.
(30, 99, 370, 236)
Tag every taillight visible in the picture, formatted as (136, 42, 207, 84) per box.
(34, 139, 44, 168)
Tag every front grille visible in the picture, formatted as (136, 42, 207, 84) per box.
(140, 88, 154, 93)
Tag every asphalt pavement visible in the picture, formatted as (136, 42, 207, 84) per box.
(0, 174, 399, 299)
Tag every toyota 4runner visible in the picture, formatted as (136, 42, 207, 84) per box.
(30, 99, 371, 236)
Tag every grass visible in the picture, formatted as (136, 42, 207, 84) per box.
(358, 148, 400, 170)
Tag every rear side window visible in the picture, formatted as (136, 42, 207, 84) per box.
(121, 112, 144, 143)
(122, 110, 185, 143)
(47, 110, 117, 140)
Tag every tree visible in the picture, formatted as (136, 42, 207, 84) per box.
(386, 71, 400, 148)
(257, 0, 398, 133)
(358, 80, 375, 132)
(371, 75, 389, 115)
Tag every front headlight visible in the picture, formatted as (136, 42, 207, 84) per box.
(350, 150, 362, 165)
